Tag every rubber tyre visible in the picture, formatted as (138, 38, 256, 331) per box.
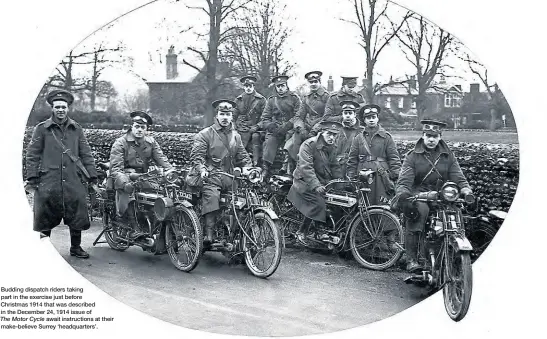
(165, 206, 203, 272)
(102, 202, 129, 252)
(349, 208, 404, 270)
(242, 212, 283, 278)
(443, 248, 473, 322)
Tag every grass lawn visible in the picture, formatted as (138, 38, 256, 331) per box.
(390, 130, 519, 144)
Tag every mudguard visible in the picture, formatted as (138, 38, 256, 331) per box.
(452, 236, 474, 252)
(254, 207, 279, 220)
(367, 205, 393, 212)
(177, 200, 193, 209)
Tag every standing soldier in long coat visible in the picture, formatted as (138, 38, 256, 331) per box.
(285, 71, 330, 169)
(233, 75, 267, 166)
(347, 104, 402, 205)
(25, 90, 98, 259)
(393, 118, 473, 272)
(190, 99, 253, 247)
(323, 76, 365, 120)
(109, 111, 173, 239)
(287, 121, 344, 244)
(257, 75, 301, 178)
(332, 100, 364, 176)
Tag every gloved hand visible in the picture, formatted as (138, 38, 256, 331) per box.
(123, 182, 135, 193)
(278, 121, 294, 135)
(315, 185, 326, 195)
(266, 122, 278, 133)
(393, 192, 412, 213)
(460, 187, 473, 196)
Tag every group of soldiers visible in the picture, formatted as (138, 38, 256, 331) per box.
(25, 71, 474, 273)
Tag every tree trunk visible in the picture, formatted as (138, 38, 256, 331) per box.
(90, 52, 99, 111)
(489, 107, 497, 131)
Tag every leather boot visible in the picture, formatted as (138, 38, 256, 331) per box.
(126, 204, 146, 240)
(203, 213, 216, 248)
(69, 229, 89, 259)
(296, 218, 313, 244)
(252, 144, 262, 167)
(286, 158, 296, 178)
(261, 162, 271, 182)
(405, 231, 423, 272)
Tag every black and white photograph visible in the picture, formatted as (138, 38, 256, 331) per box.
(2, 0, 544, 338)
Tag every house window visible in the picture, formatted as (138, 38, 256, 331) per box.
(398, 97, 404, 109)
(385, 97, 391, 108)
(411, 100, 416, 109)
(444, 93, 462, 108)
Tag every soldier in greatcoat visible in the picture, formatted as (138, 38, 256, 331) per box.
(331, 100, 365, 176)
(287, 121, 344, 244)
(322, 76, 365, 120)
(190, 99, 253, 247)
(25, 90, 98, 258)
(233, 75, 267, 166)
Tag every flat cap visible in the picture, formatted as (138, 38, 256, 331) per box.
(317, 120, 343, 134)
(421, 118, 447, 135)
(271, 75, 289, 85)
(360, 104, 381, 117)
(304, 71, 323, 81)
(212, 99, 237, 112)
(46, 89, 74, 106)
(240, 75, 257, 85)
(340, 100, 360, 111)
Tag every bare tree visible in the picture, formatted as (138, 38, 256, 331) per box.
(122, 89, 150, 112)
(342, 0, 411, 103)
(85, 43, 124, 110)
(177, 0, 252, 125)
(395, 13, 454, 123)
(221, 0, 294, 94)
(460, 52, 513, 130)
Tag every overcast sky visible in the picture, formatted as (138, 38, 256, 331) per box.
(65, 0, 488, 97)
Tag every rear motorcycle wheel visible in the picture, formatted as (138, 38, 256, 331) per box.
(165, 206, 202, 273)
(349, 208, 404, 270)
(267, 194, 302, 247)
(242, 212, 282, 278)
(443, 243, 473, 321)
(102, 202, 129, 251)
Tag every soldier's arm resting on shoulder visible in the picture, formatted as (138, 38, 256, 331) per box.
(151, 138, 173, 170)
(346, 136, 361, 179)
(25, 125, 44, 181)
(78, 128, 98, 179)
(190, 131, 209, 173)
(395, 153, 416, 196)
(298, 143, 322, 191)
(385, 135, 402, 179)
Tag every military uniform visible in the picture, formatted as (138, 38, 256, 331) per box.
(233, 76, 267, 164)
(109, 113, 173, 217)
(287, 122, 343, 223)
(257, 75, 301, 174)
(25, 90, 98, 258)
(394, 119, 472, 272)
(323, 77, 365, 119)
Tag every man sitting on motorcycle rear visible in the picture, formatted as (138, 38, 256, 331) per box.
(109, 111, 174, 239)
(190, 99, 253, 248)
(287, 120, 344, 244)
(394, 118, 473, 272)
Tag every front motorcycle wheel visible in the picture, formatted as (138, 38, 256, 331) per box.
(242, 212, 282, 278)
(443, 243, 473, 321)
(349, 208, 404, 270)
(165, 206, 203, 272)
(102, 201, 129, 251)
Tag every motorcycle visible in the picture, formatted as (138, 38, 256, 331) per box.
(191, 167, 283, 278)
(266, 169, 404, 271)
(403, 181, 475, 321)
(93, 165, 202, 273)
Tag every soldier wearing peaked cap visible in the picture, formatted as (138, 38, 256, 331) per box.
(347, 104, 402, 205)
(109, 110, 173, 240)
(323, 76, 365, 120)
(330, 100, 365, 176)
(257, 75, 302, 178)
(393, 117, 473, 272)
(25, 89, 98, 259)
(189, 99, 252, 247)
(287, 120, 344, 245)
(233, 75, 267, 166)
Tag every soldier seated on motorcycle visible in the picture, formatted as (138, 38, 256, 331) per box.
(286, 120, 344, 244)
(393, 118, 473, 273)
(190, 99, 253, 247)
(109, 111, 174, 239)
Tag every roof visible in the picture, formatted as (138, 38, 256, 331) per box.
(377, 83, 418, 96)
(426, 84, 463, 95)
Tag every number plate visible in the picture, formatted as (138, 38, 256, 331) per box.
(177, 191, 192, 200)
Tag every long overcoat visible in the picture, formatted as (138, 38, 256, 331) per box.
(287, 135, 342, 222)
(347, 125, 401, 205)
(25, 117, 98, 232)
(233, 91, 267, 147)
(334, 120, 365, 175)
(323, 90, 365, 119)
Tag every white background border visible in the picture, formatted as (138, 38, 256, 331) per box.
(0, 0, 545, 338)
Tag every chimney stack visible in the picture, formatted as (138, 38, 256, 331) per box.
(166, 45, 178, 80)
(327, 75, 334, 92)
(409, 75, 417, 90)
